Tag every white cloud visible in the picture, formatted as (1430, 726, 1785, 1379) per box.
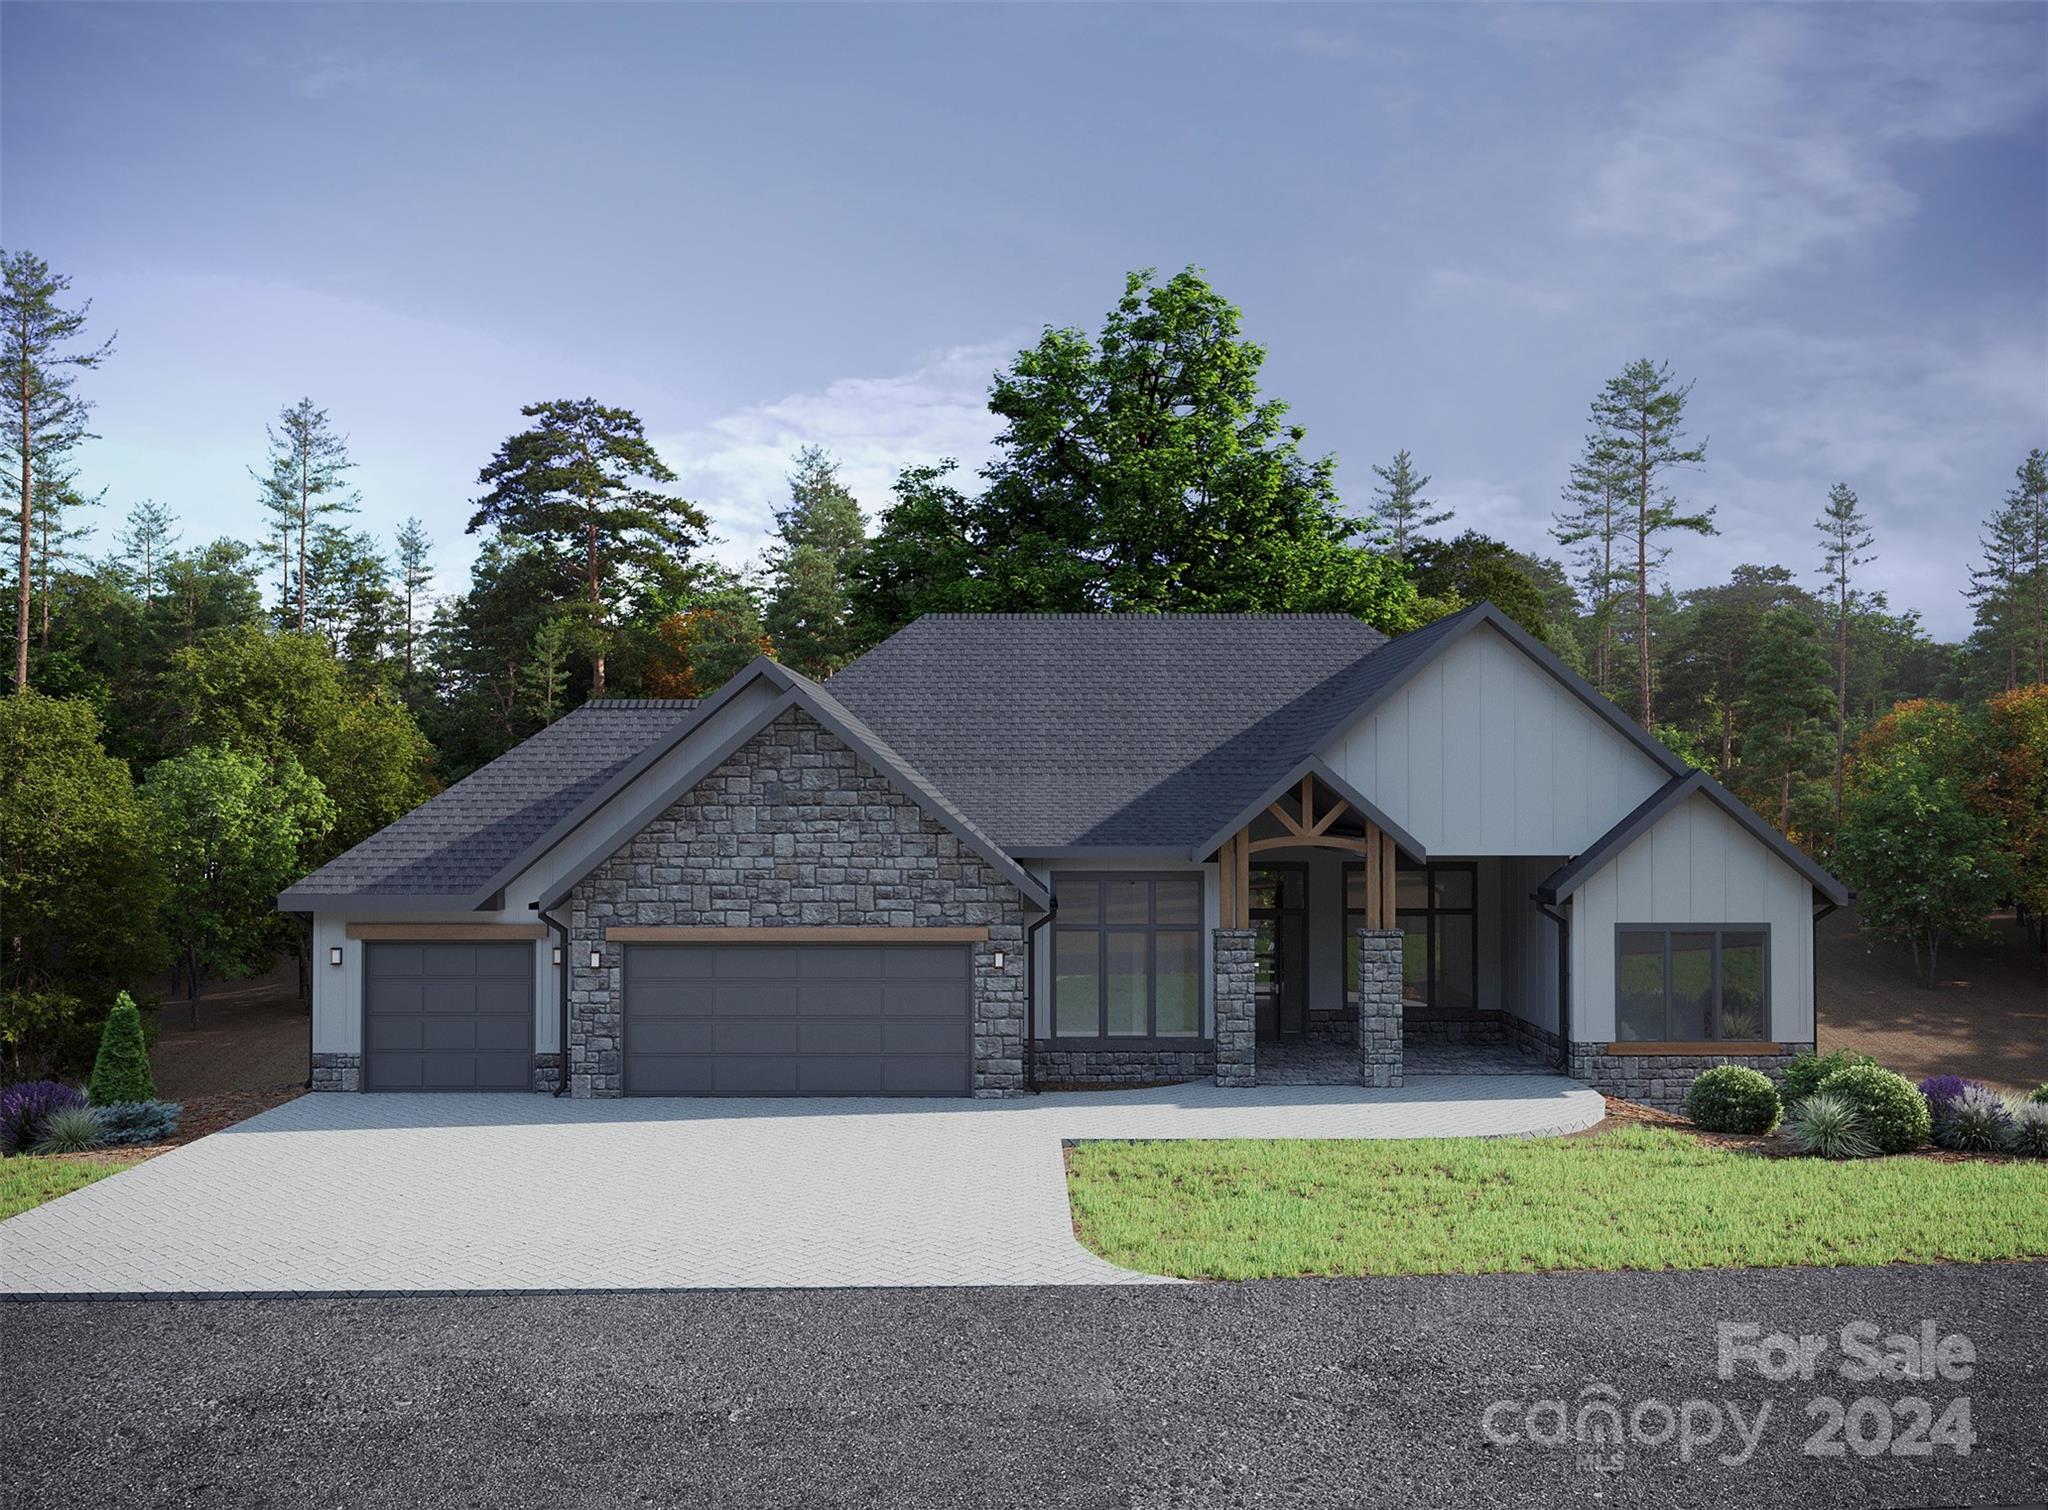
(656, 341, 1013, 569)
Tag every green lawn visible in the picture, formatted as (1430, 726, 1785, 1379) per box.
(1066, 1127, 2048, 1279)
(0, 1155, 131, 1222)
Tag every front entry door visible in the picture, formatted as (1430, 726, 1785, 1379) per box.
(1251, 864, 1308, 1040)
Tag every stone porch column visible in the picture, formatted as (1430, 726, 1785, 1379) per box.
(1212, 928, 1257, 1087)
(1355, 929, 1403, 1088)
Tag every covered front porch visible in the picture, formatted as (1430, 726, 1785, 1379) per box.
(1207, 767, 1567, 1088)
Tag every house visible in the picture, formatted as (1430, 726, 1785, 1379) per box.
(280, 603, 1848, 1111)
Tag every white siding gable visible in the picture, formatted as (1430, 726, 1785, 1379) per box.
(1321, 622, 1669, 856)
(1568, 790, 1816, 1043)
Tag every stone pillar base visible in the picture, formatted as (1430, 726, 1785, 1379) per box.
(1212, 929, 1257, 1087)
(1355, 930, 1403, 1088)
(310, 1052, 361, 1092)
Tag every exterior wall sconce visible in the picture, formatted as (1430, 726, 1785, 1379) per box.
(588, 949, 603, 970)
(328, 946, 344, 967)
(992, 951, 1006, 969)
(551, 946, 564, 966)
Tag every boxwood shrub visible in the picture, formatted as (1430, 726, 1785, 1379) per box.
(1685, 1065, 1783, 1134)
(1816, 1064, 1931, 1154)
(1782, 1048, 1878, 1103)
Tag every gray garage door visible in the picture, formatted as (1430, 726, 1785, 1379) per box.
(624, 944, 971, 1097)
(364, 942, 534, 1091)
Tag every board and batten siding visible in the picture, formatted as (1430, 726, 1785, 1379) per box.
(1568, 790, 1816, 1043)
(1322, 625, 1668, 856)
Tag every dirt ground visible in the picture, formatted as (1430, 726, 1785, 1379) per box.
(1816, 906, 2046, 1093)
(148, 959, 308, 1140)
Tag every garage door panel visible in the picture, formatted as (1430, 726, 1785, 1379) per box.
(623, 943, 970, 1097)
(799, 982, 885, 1016)
(364, 942, 534, 1092)
(799, 1020, 883, 1055)
(882, 1019, 967, 1055)
(881, 1055, 968, 1095)
(797, 947, 884, 980)
(882, 948, 969, 980)
(882, 982, 965, 1017)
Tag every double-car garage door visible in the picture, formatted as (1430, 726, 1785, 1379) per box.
(624, 943, 972, 1096)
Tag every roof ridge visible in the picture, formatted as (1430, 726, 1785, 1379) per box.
(911, 612, 1373, 621)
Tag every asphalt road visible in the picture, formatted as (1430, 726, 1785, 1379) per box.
(4, 1265, 2043, 1509)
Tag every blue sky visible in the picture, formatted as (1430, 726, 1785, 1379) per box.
(3, 2, 2043, 639)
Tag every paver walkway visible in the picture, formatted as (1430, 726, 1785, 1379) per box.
(1, 1076, 1602, 1297)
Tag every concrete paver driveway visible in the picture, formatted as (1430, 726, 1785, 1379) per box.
(2, 1076, 1601, 1297)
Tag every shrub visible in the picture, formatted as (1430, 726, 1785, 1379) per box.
(2031, 1085, 2048, 1106)
(1932, 1086, 2018, 1153)
(2012, 1103, 2048, 1158)
(0, 1080, 85, 1155)
(0, 988, 101, 1084)
(1685, 1065, 1783, 1134)
(87, 992, 155, 1107)
(1781, 1048, 1878, 1103)
(31, 1103, 105, 1155)
(1917, 1075, 1972, 1121)
(1816, 1064, 1931, 1155)
(93, 1100, 182, 1147)
(1784, 1093, 1877, 1160)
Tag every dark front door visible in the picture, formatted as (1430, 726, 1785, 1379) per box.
(1251, 863, 1308, 1040)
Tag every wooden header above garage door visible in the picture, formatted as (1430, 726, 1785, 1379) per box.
(604, 925, 990, 944)
(345, 923, 550, 941)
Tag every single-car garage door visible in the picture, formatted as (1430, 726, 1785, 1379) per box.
(364, 942, 535, 1091)
(624, 944, 971, 1096)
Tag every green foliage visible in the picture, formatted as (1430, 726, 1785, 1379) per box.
(1965, 448, 2047, 690)
(161, 625, 433, 857)
(142, 744, 335, 999)
(1979, 686, 2048, 924)
(2032, 1084, 2048, 1105)
(764, 447, 866, 677)
(468, 398, 707, 695)
(0, 692, 165, 1000)
(2012, 1103, 2048, 1158)
(1740, 606, 1837, 840)
(86, 991, 154, 1105)
(253, 397, 359, 634)
(1402, 532, 1561, 644)
(1782, 1093, 1877, 1160)
(31, 1102, 106, 1155)
(644, 573, 773, 700)
(1815, 1064, 1930, 1155)
(1368, 449, 1449, 560)
(1781, 1048, 1877, 1103)
(0, 990, 100, 1085)
(1837, 700, 2013, 988)
(1684, 1065, 1782, 1134)
(853, 268, 1423, 636)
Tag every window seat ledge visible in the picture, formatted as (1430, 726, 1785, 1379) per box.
(1605, 1041, 1783, 1056)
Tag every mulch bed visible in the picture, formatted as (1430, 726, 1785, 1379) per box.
(1580, 1094, 2035, 1165)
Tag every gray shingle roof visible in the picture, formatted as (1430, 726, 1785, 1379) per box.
(281, 699, 697, 903)
(821, 613, 1399, 850)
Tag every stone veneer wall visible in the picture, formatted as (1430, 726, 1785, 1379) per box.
(532, 1052, 564, 1093)
(1033, 1045, 1216, 1087)
(1568, 1041, 1816, 1114)
(1355, 930, 1403, 1088)
(564, 707, 1032, 1099)
(310, 1051, 360, 1092)
(1212, 929, 1257, 1087)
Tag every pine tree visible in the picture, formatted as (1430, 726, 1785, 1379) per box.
(31, 461, 98, 648)
(517, 614, 574, 726)
(2, 250, 113, 694)
(253, 397, 358, 633)
(394, 516, 433, 678)
(1814, 483, 1875, 827)
(302, 525, 394, 672)
(763, 446, 866, 676)
(1588, 360, 1714, 727)
(468, 398, 707, 696)
(1968, 448, 2048, 689)
(1367, 449, 1449, 562)
(1553, 425, 1631, 697)
(115, 497, 180, 610)
(1741, 607, 1837, 838)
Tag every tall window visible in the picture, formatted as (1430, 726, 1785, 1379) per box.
(1052, 875, 1203, 1039)
(1616, 926, 1770, 1042)
(1349, 860, 1475, 1013)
